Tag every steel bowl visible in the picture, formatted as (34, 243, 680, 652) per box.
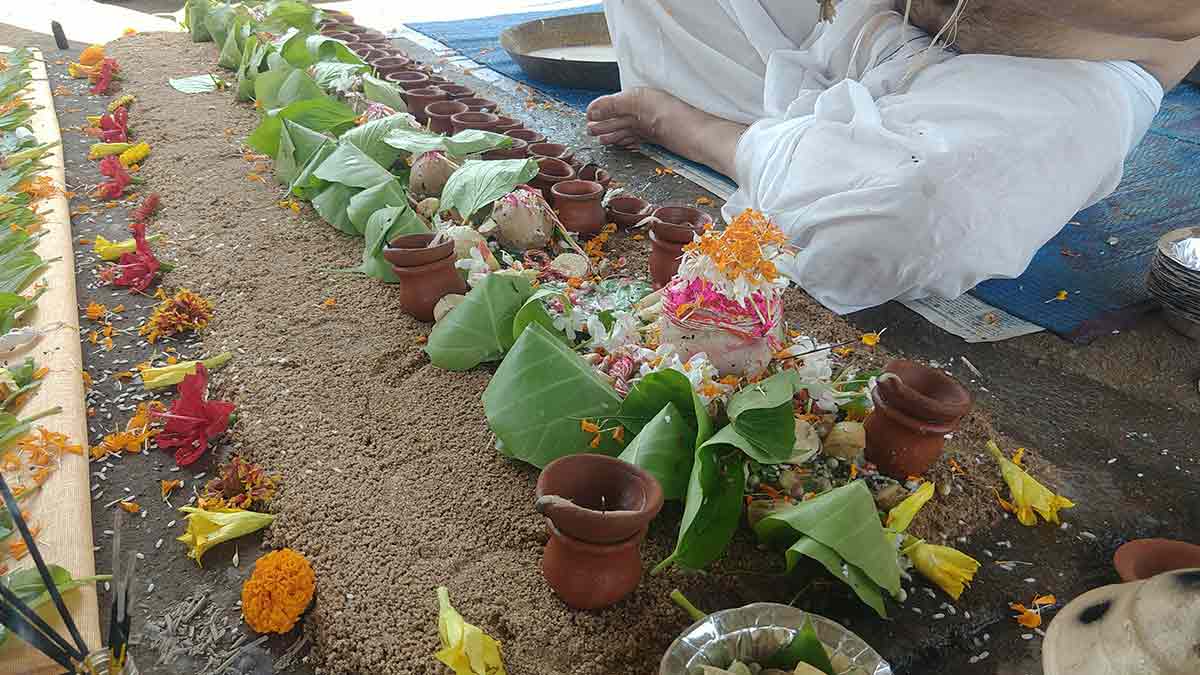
(659, 603, 892, 675)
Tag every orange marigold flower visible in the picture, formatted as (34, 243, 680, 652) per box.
(118, 501, 140, 513)
(580, 419, 600, 434)
(241, 549, 316, 634)
(161, 478, 183, 499)
(140, 288, 213, 343)
(85, 302, 107, 321)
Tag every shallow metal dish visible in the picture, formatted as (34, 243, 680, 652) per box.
(660, 603, 892, 675)
(499, 12, 620, 91)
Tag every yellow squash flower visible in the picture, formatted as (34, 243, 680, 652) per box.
(886, 481, 935, 532)
(79, 44, 105, 66)
(903, 535, 980, 601)
(141, 352, 232, 390)
(435, 587, 506, 675)
(93, 233, 164, 260)
(177, 506, 275, 565)
(987, 441, 1075, 526)
(88, 142, 132, 160)
(119, 142, 151, 168)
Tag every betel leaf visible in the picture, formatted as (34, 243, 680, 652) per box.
(254, 67, 323, 112)
(338, 113, 418, 167)
(288, 141, 336, 200)
(725, 370, 798, 464)
(362, 74, 408, 112)
(346, 178, 408, 236)
(247, 96, 356, 156)
(426, 274, 534, 371)
(484, 323, 623, 468)
(653, 442, 745, 572)
(311, 183, 360, 235)
(274, 120, 329, 186)
(0, 565, 110, 646)
(217, 21, 244, 70)
(184, 0, 213, 42)
(263, 0, 320, 32)
(755, 481, 901, 597)
(618, 402, 696, 501)
(313, 142, 394, 189)
(440, 158, 538, 221)
(618, 369, 709, 439)
(280, 33, 363, 68)
(761, 616, 837, 674)
(785, 536, 887, 619)
(354, 205, 427, 282)
(168, 74, 223, 94)
(511, 287, 572, 345)
(383, 127, 512, 158)
(310, 62, 369, 90)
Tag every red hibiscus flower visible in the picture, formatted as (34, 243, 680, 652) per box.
(113, 222, 161, 292)
(99, 106, 128, 142)
(90, 59, 119, 95)
(96, 155, 131, 200)
(153, 364, 235, 466)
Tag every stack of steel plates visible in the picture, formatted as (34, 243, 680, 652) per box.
(1148, 226, 1200, 339)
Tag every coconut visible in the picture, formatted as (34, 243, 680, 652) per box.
(415, 197, 439, 219)
(409, 151, 457, 198)
(822, 422, 866, 460)
(491, 187, 552, 251)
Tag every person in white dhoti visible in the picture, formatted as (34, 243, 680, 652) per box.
(589, 0, 1200, 313)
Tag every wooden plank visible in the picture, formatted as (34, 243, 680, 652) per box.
(0, 47, 101, 674)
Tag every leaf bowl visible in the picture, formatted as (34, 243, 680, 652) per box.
(659, 603, 892, 675)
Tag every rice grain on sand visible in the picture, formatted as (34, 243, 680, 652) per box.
(106, 32, 1033, 675)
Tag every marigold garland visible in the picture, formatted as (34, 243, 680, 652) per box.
(241, 548, 316, 634)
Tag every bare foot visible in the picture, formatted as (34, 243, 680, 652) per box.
(586, 87, 748, 177)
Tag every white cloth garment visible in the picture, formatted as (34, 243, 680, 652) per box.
(603, 0, 1164, 313)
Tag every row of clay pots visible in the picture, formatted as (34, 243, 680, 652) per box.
(383, 234, 467, 322)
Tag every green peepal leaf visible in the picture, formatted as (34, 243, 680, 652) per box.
(426, 274, 534, 371)
(312, 183, 360, 235)
(354, 205, 428, 282)
(725, 370, 799, 463)
(440, 159, 538, 221)
(288, 141, 335, 200)
(313, 142, 394, 189)
(274, 120, 330, 186)
(384, 127, 513, 158)
(653, 443, 745, 572)
(263, 0, 320, 32)
(784, 536, 887, 619)
(248, 96, 356, 156)
(339, 114, 418, 167)
(281, 32, 364, 68)
(168, 74, 224, 94)
(346, 178, 409, 236)
(619, 402, 696, 501)
(362, 74, 408, 112)
(0, 565, 110, 646)
(761, 616, 837, 674)
(755, 481, 901, 599)
(484, 323, 623, 468)
(254, 67, 323, 112)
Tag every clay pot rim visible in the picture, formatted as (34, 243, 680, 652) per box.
(536, 157, 575, 180)
(552, 179, 604, 201)
(405, 86, 447, 97)
(450, 111, 499, 124)
(323, 32, 359, 42)
(388, 255, 459, 277)
(529, 142, 571, 158)
(578, 164, 610, 183)
(384, 234, 455, 266)
(459, 97, 498, 110)
(545, 520, 647, 553)
(653, 205, 714, 228)
(879, 359, 973, 423)
(385, 71, 429, 82)
(536, 453, 665, 543)
(506, 129, 545, 143)
(372, 55, 411, 66)
(426, 101, 469, 117)
(870, 387, 959, 435)
(608, 195, 652, 216)
(1114, 539, 1200, 582)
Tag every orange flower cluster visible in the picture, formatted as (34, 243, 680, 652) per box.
(583, 223, 617, 260)
(1010, 594, 1057, 629)
(683, 209, 787, 286)
(140, 289, 213, 343)
(241, 549, 316, 634)
(6, 428, 83, 497)
(17, 176, 62, 203)
(91, 401, 162, 460)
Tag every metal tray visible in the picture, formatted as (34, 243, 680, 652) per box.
(499, 12, 620, 91)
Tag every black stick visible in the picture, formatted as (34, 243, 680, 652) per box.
(0, 590, 76, 670)
(0, 476, 90, 657)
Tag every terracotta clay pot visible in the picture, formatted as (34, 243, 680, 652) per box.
(439, 84, 474, 100)
(1114, 539, 1200, 582)
(530, 157, 576, 203)
(372, 56, 412, 76)
(450, 111, 499, 134)
(648, 232, 689, 289)
(389, 244, 468, 322)
(482, 138, 527, 160)
(528, 142, 574, 165)
(323, 31, 359, 43)
(459, 97, 499, 113)
(355, 48, 389, 64)
(385, 71, 430, 91)
(607, 195, 652, 227)
(535, 453, 663, 610)
(492, 116, 522, 134)
(343, 24, 370, 34)
(647, 206, 709, 288)
(552, 180, 606, 238)
(404, 87, 447, 125)
(864, 360, 973, 479)
(425, 75, 451, 86)
(506, 128, 545, 145)
(577, 163, 611, 190)
(426, 100, 468, 134)
(382, 233, 455, 268)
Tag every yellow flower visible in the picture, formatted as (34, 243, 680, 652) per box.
(904, 535, 980, 600)
(176, 506, 275, 565)
(141, 352, 232, 390)
(119, 142, 151, 168)
(861, 332, 881, 347)
(435, 586, 506, 675)
(79, 44, 105, 66)
(987, 441, 1075, 526)
(242, 549, 315, 634)
(108, 95, 136, 113)
(886, 481, 935, 532)
(122, 28, 138, 36)
(88, 142, 132, 160)
(85, 301, 107, 321)
(93, 235, 135, 261)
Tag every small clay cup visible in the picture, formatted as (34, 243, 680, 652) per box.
(607, 195, 652, 228)
(450, 111, 500, 134)
(385, 71, 430, 91)
(864, 360, 973, 479)
(648, 231, 688, 289)
(404, 87, 447, 125)
(343, 24, 370, 35)
(552, 180, 606, 238)
(459, 97, 499, 113)
(529, 142, 574, 165)
(577, 163, 611, 190)
(492, 116, 523, 134)
(535, 454, 664, 544)
(652, 206, 713, 238)
(482, 138, 528, 160)
(426, 100, 468, 134)
(439, 84, 474, 100)
(323, 31, 359, 43)
(530, 157, 576, 203)
(382, 233, 454, 268)
(506, 128, 545, 144)
(372, 55, 412, 76)
(424, 75, 451, 87)
(356, 48, 389, 64)
(1114, 539, 1200, 582)
(392, 259, 467, 322)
